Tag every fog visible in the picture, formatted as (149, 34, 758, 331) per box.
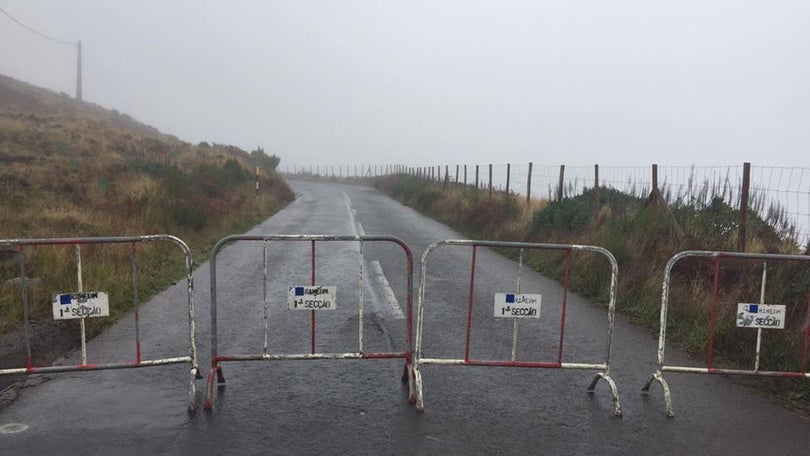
(2, 1, 809, 168)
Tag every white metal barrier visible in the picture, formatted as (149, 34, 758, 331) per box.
(0, 235, 200, 411)
(413, 240, 622, 416)
(642, 250, 810, 417)
(203, 234, 415, 410)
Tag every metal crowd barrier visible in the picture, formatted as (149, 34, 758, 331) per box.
(642, 250, 810, 417)
(203, 234, 415, 410)
(413, 240, 622, 416)
(0, 235, 200, 412)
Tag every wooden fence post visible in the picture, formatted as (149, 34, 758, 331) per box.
(739, 162, 751, 251)
(526, 162, 533, 215)
(455, 165, 460, 185)
(475, 165, 480, 190)
(594, 164, 600, 209)
(444, 165, 449, 191)
(464, 165, 468, 187)
(506, 163, 511, 195)
(557, 165, 565, 201)
(488, 164, 493, 201)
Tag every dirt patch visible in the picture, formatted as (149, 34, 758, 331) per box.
(0, 320, 81, 408)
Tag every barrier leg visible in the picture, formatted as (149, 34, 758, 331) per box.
(203, 366, 225, 410)
(404, 362, 416, 404)
(188, 367, 198, 413)
(641, 371, 675, 417)
(587, 373, 623, 417)
(414, 367, 425, 412)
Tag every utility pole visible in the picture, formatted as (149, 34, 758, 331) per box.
(76, 40, 82, 101)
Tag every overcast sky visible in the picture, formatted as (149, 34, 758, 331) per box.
(1, 1, 809, 168)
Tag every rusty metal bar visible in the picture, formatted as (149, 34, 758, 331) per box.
(558, 249, 573, 365)
(511, 248, 524, 362)
(311, 240, 316, 355)
(131, 242, 142, 364)
(754, 262, 767, 371)
(262, 241, 270, 356)
(802, 293, 810, 374)
(464, 245, 478, 363)
(76, 244, 87, 366)
(18, 246, 32, 370)
(707, 256, 721, 370)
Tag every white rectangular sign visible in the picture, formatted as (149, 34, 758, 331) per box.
(288, 286, 337, 310)
(736, 303, 786, 329)
(494, 293, 541, 319)
(52, 292, 110, 320)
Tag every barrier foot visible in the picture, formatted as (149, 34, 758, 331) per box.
(587, 372, 622, 417)
(414, 367, 425, 412)
(405, 362, 417, 404)
(187, 367, 198, 413)
(641, 371, 675, 418)
(203, 366, 223, 411)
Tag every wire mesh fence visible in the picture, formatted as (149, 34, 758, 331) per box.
(283, 162, 809, 247)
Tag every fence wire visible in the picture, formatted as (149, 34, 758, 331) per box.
(283, 163, 810, 246)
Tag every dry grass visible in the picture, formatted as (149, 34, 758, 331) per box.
(0, 74, 294, 334)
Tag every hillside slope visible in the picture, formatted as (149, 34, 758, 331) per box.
(0, 75, 293, 394)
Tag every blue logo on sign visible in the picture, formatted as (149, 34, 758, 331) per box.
(748, 304, 759, 313)
(60, 294, 72, 305)
(295, 287, 305, 296)
(506, 294, 515, 303)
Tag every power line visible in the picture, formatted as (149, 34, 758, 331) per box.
(0, 6, 76, 46)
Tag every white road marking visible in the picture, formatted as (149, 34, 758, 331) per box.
(0, 423, 29, 434)
(369, 260, 404, 319)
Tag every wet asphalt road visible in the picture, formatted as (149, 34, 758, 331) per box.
(1, 180, 809, 455)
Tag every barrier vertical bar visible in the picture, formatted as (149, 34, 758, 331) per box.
(262, 241, 270, 356)
(358, 239, 365, 354)
(707, 256, 721, 370)
(557, 249, 573, 364)
(464, 245, 478, 363)
(802, 293, 810, 373)
(18, 246, 33, 370)
(311, 240, 316, 355)
(76, 244, 87, 365)
(131, 242, 142, 364)
(754, 262, 767, 371)
(511, 248, 524, 361)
